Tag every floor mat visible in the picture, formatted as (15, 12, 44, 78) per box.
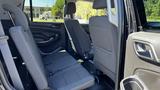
(82, 61, 115, 90)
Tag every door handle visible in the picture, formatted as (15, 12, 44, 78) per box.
(37, 34, 59, 46)
(134, 42, 154, 61)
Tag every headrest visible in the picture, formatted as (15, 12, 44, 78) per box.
(93, 0, 107, 9)
(64, 2, 76, 15)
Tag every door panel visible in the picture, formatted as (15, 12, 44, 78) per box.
(29, 22, 66, 54)
(121, 32, 160, 90)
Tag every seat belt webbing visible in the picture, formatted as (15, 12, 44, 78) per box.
(0, 21, 24, 90)
(64, 19, 77, 53)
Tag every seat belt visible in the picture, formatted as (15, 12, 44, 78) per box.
(63, 6, 78, 56)
(133, 1, 143, 31)
(0, 21, 24, 90)
(64, 18, 77, 53)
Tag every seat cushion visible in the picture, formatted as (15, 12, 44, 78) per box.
(43, 51, 77, 75)
(48, 64, 95, 90)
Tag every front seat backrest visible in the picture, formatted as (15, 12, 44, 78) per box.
(64, 2, 92, 60)
(89, 0, 118, 81)
(2, 4, 49, 89)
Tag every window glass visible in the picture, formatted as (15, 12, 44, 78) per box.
(75, 0, 106, 24)
(24, 0, 64, 22)
(144, 0, 160, 22)
(111, 0, 116, 15)
(24, 0, 31, 21)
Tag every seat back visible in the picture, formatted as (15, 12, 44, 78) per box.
(64, 2, 92, 60)
(89, 0, 118, 81)
(2, 4, 49, 89)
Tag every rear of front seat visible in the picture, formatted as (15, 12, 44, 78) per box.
(89, 0, 118, 81)
(64, 2, 93, 60)
(2, 3, 94, 90)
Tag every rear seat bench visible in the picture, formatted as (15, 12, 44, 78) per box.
(44, 52, 94, 90)
(2, 4, 95, 90)
(9, 25, 94, 90)
(46, 55, 94, 90)
(43, 51, 77, 75)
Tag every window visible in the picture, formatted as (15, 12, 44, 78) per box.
(75, 0, 106, 24)
(24, 0, 31, 21)
(111, 0, 116, 15)
(107, 0, 118, 26)
(24, 0, 64, 22)
(144, 0, 160, 22)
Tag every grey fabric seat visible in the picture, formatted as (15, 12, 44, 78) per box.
(48, 64, 94, 90)
(64, 2, 93, 60)
(43, 51, 77, 74)
(3, 4, 94, 90)
(89, 0, 118, 81)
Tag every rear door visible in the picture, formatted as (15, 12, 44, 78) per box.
(23, 0, 66, 54)
(120, 0, 160, 90)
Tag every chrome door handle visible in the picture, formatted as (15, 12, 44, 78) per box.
(134, 42, 154, 61)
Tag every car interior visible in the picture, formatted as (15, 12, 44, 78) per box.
(0, 0, 120, 90)
(1, 0, 160, 90)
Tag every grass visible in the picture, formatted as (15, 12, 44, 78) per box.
(147, 19, 160, 22)
(33, 17, 160, 23)
(33, 18, 64, 23)
(147, 16, 160, 22)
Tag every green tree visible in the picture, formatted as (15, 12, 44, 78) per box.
(75, 1, 105, 21)
(51, 0, 64, 18)
(144, 0, 160, 17)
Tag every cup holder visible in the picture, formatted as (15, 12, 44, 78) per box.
(120, 76, 144, 90)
